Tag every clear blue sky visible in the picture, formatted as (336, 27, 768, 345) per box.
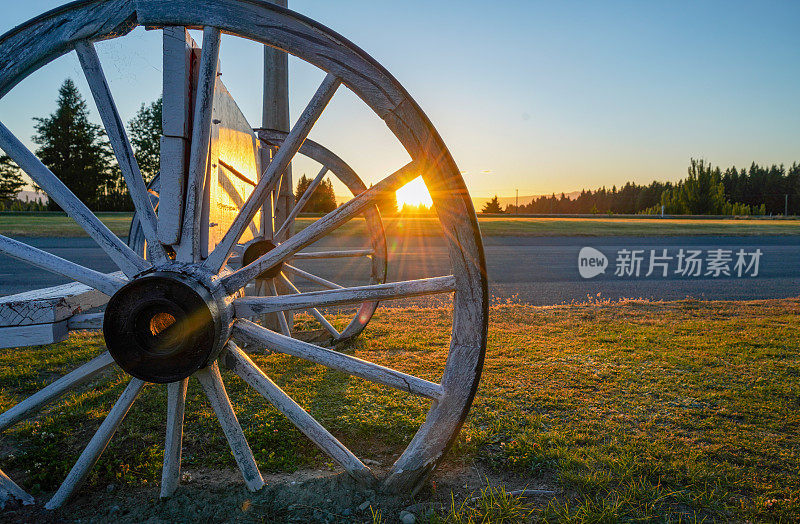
(0, 1, 798, 198)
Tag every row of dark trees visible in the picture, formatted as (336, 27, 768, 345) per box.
(500, 159, 799, 215)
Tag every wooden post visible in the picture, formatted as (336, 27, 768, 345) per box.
(263, 0, 292, 240)
(262, 0, 294, 329)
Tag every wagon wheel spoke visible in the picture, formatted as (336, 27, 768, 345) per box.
(177, 26, 222, 263)
(194, 362, 265, 492)
(233, 320, 443, 401)
(277, 272, 340, 338)
(75, 41, 168, 265)
(0, 122, 148, 277)
(204, 74, 341, 272)
(220, 161, 418, 294)
(291, 249, 374, 260)
(0, 353, 116, 432)
(265, 279, 292, 337)
(283, 264, 342, 290)
(274, 166, 328, 241)
(0, 235, 125, 296)
(45, 378, 145, 510)
(0, 469, 34, 505)
(236, 276, 456, 318)
(160, 378, 188, 499)
(225, 343, 375, 486)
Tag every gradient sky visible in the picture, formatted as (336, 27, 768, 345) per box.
(0, 1, 798, 198)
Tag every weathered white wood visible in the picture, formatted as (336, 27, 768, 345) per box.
(0, 280, 113, 327)
(225, 342, 375, 485)
(0, 235, 124, 297)
(233, 319, 443, 400)
(265, 279, 292, 337)
(45, 378, 145, 510)
(277, 273, 339, 338)
(75, 41, 167, 265)
(0, 352, 115, 431)
(0, 468, 34, 506)
(160, 378, 188, 499)
(178, 26, 221, 262)
(204, 74, 341, 273)
(201, 78, 263, 257)
(0, 123, 148, 277)
(162, 27, 194, 139)
(291, 249, 374, 260)
(67, 312, 105, 330)
(283, 264, 342, 290)
(236, 276, 456, 316)
(195, 362, 264, 491)
(0, 321, 68, 349)
(274, 166, 327, 240)
(221, 161, 418, 293)
(158, 27, 197, 245)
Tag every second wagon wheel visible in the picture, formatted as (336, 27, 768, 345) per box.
(0, 0, 488, 508)
(130, 131, 389, 344)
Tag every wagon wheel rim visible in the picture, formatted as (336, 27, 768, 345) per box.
(0, 0, 488, 508)
(129, 131, 389, 343)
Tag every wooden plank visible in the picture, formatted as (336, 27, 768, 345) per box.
(159, 27, 197, 245)
(178, 26, 221, 262)
(0, 281, 110, 327)
(201, 78, 263, 257)
(0, 321, 68, 349)
(67, 313, 105, 331)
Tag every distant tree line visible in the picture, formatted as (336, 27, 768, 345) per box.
(502, 159, 800, 216)
(2, 79, 797, 218)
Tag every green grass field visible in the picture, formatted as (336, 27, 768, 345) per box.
(1, 212, 799, 238)
(1, 299, 798, 522)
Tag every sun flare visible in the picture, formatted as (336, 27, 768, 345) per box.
(396, 176, 433, 208)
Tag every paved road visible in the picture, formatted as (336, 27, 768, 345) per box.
(1, 236, 798, 305)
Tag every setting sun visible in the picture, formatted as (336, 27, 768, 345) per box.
(395, 176, 433, 208)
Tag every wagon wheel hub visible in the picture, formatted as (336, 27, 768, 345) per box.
(242, 239, 282, 279)
(103, 271, 228, 384)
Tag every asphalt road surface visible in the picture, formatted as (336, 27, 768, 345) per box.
(1, 235, 798, 305)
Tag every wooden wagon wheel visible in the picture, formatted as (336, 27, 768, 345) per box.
(0, 0, 488, 509)
(129, 130, 389, 343)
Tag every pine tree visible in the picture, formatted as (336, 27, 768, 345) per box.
(481, 195, 503, 214)
(295, 174, 337, 213)
(129, 97, 162, 183)
(33, 79, 116, 211)
(0, 155, 24, 202)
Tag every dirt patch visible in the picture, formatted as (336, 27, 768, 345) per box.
(2, 464, 557, 523)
